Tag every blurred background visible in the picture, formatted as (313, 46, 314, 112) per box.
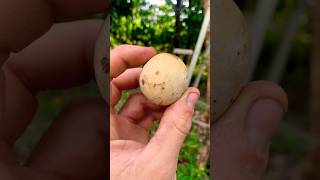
(111, 0, 210, 179)
(14, 13, 107, 165)
(234, 0, 320, 179)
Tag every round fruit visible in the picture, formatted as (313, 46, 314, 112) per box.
(139, 53, 188, 106)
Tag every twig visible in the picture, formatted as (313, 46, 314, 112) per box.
(192, 119, 210, 128)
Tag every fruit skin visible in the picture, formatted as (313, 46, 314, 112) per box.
(212, 0, 250, 122)
(94, 19, 108, 102)
(139, 53, 188, 106)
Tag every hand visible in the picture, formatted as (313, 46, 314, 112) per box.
(212, 81, 288, 180)
(110, 45, 200, 180)
(0, 1, 108, 180)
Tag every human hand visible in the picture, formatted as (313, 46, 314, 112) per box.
(110, 45, 200, 180)
(212, 81, 288, 180)
(0, 1, 108, 180)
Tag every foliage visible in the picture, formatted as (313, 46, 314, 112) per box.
(177, 127, 210, 180)
(110, 0, 209, 91)
(110, 0, 204, 52)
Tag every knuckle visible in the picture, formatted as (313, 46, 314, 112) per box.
(170, 106, 193, 135)
(182, 105, 194, 115)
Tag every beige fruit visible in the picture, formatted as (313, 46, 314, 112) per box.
(212, 0, 250, 122)
(139, 53, 188, 106)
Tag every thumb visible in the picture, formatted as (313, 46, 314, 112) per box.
(146, 87, 200, 160)
(212, 81, 288, 180)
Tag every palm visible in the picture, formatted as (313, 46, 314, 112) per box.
(110, 139, 145, 178)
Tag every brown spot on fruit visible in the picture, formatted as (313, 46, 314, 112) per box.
(142, 79, 145, 85)
(162, 87, 165, 90)
(101, 57, 108, 73)
(156, 71, 159, 75)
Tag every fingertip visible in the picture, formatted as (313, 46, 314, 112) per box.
(247, 98, 284, 151)
(182, 87, 200, 98)
(147, 47, 157, 55)
(110, 45, 157, 79)
(188, 87, 200, 93)
(245, 81, 288, 112)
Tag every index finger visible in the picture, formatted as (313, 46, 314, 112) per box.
(110, 45, 156, 80)
(0, 0, 108, 54)
(49, 0, 108, 21)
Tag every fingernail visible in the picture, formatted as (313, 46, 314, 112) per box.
(187, 92, 199, 108)
(247, 98, 284, 151)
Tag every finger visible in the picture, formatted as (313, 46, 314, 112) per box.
(119, 93, 163, 130)
(216, 80, 288, 126)
(146, 88, 200, 161)
(7, 20, 103, 92)
(110, 93, 163, 144)
(0, 0, 107, 53)
(110, 68, 141, 107)
(27, 97, 107, 180)
(112, 68, 142, 90)
(110, 45, 156, 80)
(48, 0, 108, 21)
(110, 115, 150, 145)
(0, 20, 103, 153)
(212, 81, 288, 180)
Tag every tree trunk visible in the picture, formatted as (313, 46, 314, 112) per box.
(302, 0, 320, 179)
(185, 0, 194, 50)
(174, 0, 182, 48)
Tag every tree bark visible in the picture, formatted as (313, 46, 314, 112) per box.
(185, 0, 194, 50)
(174, 0, 182, 48)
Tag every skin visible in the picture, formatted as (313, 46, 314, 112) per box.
(212, 81, 288, 179)
(0, 1, 108, 180)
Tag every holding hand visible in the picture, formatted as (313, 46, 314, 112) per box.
(110, 45, 200, 180)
